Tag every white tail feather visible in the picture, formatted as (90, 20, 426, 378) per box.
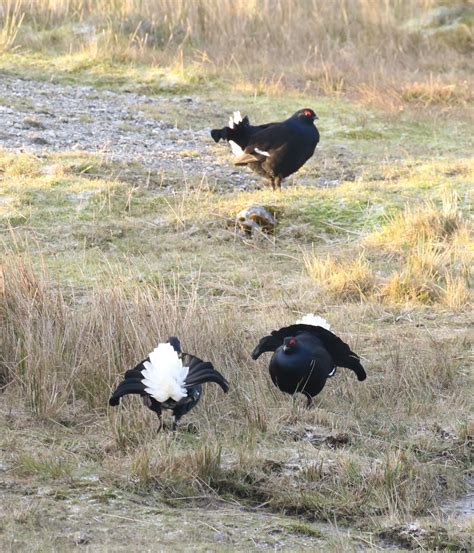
(228, 111, 242, 129)
(141, 343, 189, 402)
(295, 313, 331, 330)
(229, 140, 243, 156)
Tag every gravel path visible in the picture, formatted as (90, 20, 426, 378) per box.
(0, 75, 253, 189)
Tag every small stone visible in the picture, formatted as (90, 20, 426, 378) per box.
(35, 108, 55, 117)
(23, 116, 46, 129)
(29, 135, 49, 145)
(325, 433, 350, 448)
(73, 532, 91, 545)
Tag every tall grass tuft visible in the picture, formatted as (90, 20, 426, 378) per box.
(303, 252, 375, 301)
(381, 239, 471, 306)
(0, 249, 272, 425)
(0, 0, 24, 52)
(1, 0, 471, 100)
(365, 194, 468, 252)
(364, 196, 472, 308)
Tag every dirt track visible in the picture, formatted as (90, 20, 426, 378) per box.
(0, 75, 258, 189)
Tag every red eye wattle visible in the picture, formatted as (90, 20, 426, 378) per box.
(289, 338, 297, 345)
(304, 110, 313, 117)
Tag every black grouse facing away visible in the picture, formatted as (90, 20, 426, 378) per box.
(109, 337, 229, 430)
(211, 109, 319, 190)
(251, 314, 366, 407)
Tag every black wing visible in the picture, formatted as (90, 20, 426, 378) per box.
(182, 353, 229, 393)
(108, 359, 148, 406)
(251, 335, 282, 360)
(244, 123, 297, 154)
(171, 354, 229, 423)
(252, 324, 366, 381)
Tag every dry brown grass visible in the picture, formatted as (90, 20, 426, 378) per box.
(367, 198, 472, 308)
(1, 0, 472, 104)
(303, 252, 375, 301)
(302, 199, 472, 308)
(0, 0, 24, 51)
(0, 4, 472, 545)
(365, 194, 469, 252)
(1, 243, 472, 549)
(380, 238, 472, 306)
(0, 251, 256, 420)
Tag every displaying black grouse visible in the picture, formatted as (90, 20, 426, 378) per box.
(109, 337, 229, 430)
(211, 109, 319, 190)
(251, 314, 366, 407)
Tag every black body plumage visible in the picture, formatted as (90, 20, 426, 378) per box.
(252, 324, 366, 406)
(109, 337, 229, 429)
(211, 109, 319, 190)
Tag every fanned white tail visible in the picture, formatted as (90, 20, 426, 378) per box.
(228, 111, 242, 129)
(295, 313, 331, 330)
(141, 343, 189, 402)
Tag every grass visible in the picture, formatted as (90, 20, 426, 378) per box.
(304, 253, 375, 301)
(301, 195, 472, 308)
(1, 145, 472, 546)
(0, 0, 473, 107)
(0, 0, 473, 550)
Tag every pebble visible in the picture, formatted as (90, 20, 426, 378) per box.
(73, 531, 91, 545)
(23, 116, 46, 129)
(29, 135, 49, 145)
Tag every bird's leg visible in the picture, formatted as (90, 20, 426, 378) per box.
(156, 411, 164, 432)
(304, 393, 315, 409)
(273, 176, 282, 191)
(171, 415, 179, 432)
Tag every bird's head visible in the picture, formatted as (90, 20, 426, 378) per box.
(294, 108, 318, 123)
(282, 336, 298, 353)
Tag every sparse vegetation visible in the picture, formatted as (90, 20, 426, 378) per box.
(1, 0, 473, 550)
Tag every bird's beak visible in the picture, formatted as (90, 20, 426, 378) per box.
(314, 115, 319, 120)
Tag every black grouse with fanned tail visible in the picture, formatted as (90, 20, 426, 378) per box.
(211, 109, 319, 190)
(109, 337, 229, 430)
(251, 314, 366, 407)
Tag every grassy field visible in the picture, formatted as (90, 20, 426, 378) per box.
(1, 1, 473, 551)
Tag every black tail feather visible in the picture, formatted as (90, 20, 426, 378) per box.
(210, 114, 255, 150)
(185, 372, 229, 392)
(343, 356, 367, 381)
(123, 366, 144, 380)
(211, 128, 226, 142)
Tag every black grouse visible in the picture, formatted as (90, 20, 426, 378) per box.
(251, 314, 366, 407)
(109, 337, 229, 430)
(211, 109, 319, 190)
